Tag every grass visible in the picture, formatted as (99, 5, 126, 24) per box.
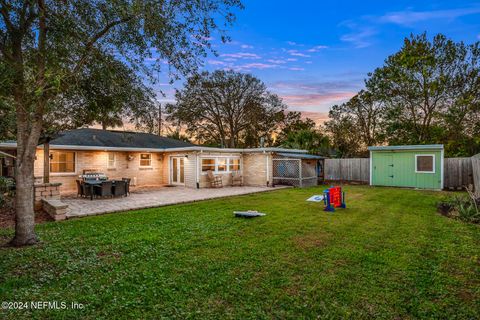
(0, 185, 479, 319)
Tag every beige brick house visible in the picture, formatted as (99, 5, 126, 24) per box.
(0, 128, 323, 194)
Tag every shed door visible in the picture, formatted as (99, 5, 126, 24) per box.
(373, 154, 395, 186)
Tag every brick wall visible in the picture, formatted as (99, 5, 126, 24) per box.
(34, 183, 61, 211)
(34, 149, 165, 194)
(240, 153, 272, 187)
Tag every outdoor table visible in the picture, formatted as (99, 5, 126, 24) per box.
(83, 180, 103, 200)
(83, 180, 127, 200)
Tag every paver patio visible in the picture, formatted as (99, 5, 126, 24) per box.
(64, 186, 286, 218)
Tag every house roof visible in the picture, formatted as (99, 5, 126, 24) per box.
(276, 152, 325, 159)
(48, 128, 195, 149)
(368, 144, 444, 151)
(0, 128, 309, 154)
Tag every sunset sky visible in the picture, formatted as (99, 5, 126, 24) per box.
(155, 1, 480, 123)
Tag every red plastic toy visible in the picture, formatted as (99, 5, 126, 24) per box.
(323, 186, 346, 212)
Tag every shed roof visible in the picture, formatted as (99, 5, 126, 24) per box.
(276, 152, 325, 159)
(368, 144, 444, 151)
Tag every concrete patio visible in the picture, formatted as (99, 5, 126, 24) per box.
(64, 186, 286, 218)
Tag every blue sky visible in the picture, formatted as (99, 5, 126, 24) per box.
(156, 1, 480, 123)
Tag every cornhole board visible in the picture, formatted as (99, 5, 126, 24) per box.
(306, 195, 324, 202)
(234, 211, 266, 218)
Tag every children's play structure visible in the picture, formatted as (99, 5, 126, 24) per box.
(323, 186, 346, 212)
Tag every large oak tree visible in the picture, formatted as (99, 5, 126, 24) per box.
(0, 0, 242, 246)
(166, 70, 287, 148)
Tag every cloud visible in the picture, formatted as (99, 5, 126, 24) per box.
(307, 45, 328, 52)
(286, 58, 298, 61)
(270, 80, 362, 111)
(266, 59, 287, 64)
(287, 50, 311, 57)
(226, 63, 279, 71)
(289, 67, 305, 71)
(287, 41, 301, 46)
(296, 111, 330, 124)
(340, 27, 377, 48)
(281, 92, 355, 106)
(220, 52, 261, 59)
(379, 7, 480, 26)
(240, 44, 254, 49)
(208, 60, 227, 66)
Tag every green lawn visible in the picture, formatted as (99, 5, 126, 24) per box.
(1, 186, 479, 319)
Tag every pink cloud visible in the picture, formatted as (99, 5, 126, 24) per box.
(281, 92, 355, 106)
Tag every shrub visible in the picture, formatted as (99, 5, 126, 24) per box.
(0, 176, 15, 208)
(438, 189, 480, 224)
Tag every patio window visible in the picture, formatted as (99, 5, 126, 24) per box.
(201, 158, 216, 172)
(217, 158, 227, 172)
(229, 158, 241, 172)
(201, 157, 241, 173)
(107, 152, 116, 168)
(140, 153, 152, 167)
(50, 151, 75, 173)
(415, 155, 435, 173)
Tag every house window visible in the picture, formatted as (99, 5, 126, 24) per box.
(107, 153, 116, 168)
(140, 153, 152, 167)
(50, 151, 75, 173)
(416, 155, 435, 173)
(229, 158, 241, 172)
(201, 157, 241, 173)
(201, 158, 216, 172)
(217, 158, 227, 172)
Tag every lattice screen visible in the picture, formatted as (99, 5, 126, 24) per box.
(272, 158, 318, 187)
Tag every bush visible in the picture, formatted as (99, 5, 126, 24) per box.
(438, 192, 480, 224)
(0, 176, 15, 208)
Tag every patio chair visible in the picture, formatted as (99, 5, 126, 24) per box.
(122, 178, 131, 195)
(113, 180, 127, 197)
(76, 179, 84, 197)
(231, 171, 243, 187)
(81, 182, 94, 199)
(94, 181, 113, 198)
(207, 170, 223, 188)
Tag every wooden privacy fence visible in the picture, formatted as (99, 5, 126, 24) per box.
(324, 158, 370, 183)
(324, 156, 478, 190)
(443, 157, 473, 190)
(472, 154, 480, 193)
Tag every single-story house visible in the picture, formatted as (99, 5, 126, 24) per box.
(0, 128, 324, 194)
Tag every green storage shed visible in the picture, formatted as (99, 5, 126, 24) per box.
(368, 145, 444, 190)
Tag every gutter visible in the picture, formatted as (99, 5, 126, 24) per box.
(0, 142, 307, 154)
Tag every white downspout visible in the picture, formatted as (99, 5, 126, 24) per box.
(196, 150, 202, 189)
(265, 151, 270, 187)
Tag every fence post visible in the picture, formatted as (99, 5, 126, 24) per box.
(472, 154, 480, 194)
(299, 159, 303, 187)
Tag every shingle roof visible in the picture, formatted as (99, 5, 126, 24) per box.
(276, 152, 326, 159)
(49, 128, 195, 149)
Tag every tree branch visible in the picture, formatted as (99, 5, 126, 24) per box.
(72, 16, 134, 74)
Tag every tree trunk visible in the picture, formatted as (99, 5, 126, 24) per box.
(10, 144, 39, 246)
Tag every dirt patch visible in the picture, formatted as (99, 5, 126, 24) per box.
(292, 233, 329, 250)
(0, 205, 53, 229)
